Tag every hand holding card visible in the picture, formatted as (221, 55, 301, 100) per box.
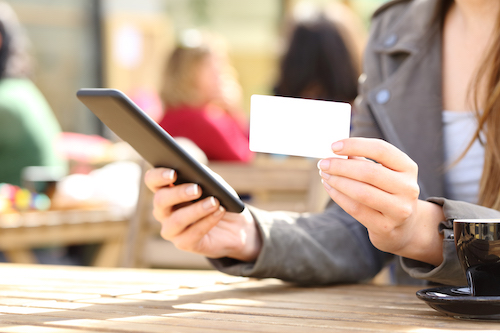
(249, 95, 351, 159)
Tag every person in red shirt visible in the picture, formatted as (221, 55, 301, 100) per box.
(158, 34, 253, 162)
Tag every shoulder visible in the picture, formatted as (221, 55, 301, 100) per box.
(365, 0, 439, 51)
(0, 78, 46, 107)
(370, 0, 439, 27)
(0, 78, 39, 93)
(372, 0, 425, 21)
(372, 0, 412, 18)
(0, 79, 29, 113)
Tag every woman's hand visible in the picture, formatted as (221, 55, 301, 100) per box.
(318, 138, 445, 266)
(144, 167, 261, 262)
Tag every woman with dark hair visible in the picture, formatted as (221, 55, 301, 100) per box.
(0, 2, 66, 186)
(273, 12, 360, 104)
(273, 3, 366, 105)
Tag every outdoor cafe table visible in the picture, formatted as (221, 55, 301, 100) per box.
(0, 263, 498, 332)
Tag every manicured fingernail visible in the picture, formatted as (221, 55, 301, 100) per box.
(318, 159, 330, 170)
(331, 141, 344, 152)
(186, 184, 199, 196)
(213, 206, 225, 217)
(163, 169, 175, 180)
(203, 197, 216, 210)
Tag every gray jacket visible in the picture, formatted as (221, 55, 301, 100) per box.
(211, 0, 500, 286)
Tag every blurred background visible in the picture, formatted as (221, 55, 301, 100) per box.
(0, 0, 387, 268)
(7, 0, 385, 137)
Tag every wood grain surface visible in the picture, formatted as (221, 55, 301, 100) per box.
(0, 264, 497, 332)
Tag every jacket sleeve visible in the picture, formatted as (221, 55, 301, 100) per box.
(209, 203, 391, 285)
(401, 197, 500, 286)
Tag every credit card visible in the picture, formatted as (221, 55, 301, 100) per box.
(249, 95, 351, 159)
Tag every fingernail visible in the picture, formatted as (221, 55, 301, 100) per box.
(213, 206, 225, 217)
(186, 184, 199, 196)
(331, 141, 344, 152)
(203, 197, 216, 210)
(318, 159, 330, 170)
(163, 169, 175, 180)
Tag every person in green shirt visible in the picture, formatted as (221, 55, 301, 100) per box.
(0, 2, 66, 187)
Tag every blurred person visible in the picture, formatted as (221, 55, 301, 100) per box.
(0, 2, 66, 187)
(158, 31, 253, 162)
(0, 2, 96, 267)
(274, 2, 366, 104)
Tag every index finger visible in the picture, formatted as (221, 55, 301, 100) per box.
(331, 138, 416, 173)
(144, 167, 177, 192)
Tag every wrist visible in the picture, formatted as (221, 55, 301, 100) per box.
(401, 200, 445, 266)
(228, 210, 262, 262)
(237, 221, 262, 262)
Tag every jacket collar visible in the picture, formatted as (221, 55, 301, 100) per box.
(372, 0, 443, 54)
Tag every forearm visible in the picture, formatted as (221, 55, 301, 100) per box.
(211, 204, 389, 285)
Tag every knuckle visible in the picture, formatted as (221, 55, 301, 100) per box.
(403, 181, 420, 200)
(172, 235, 199, 253)
(408, 160, 419, 175)
(371, 143, 389, 161)
(362, 164, 379, 183)
(178, 239, 192, 252)
(397, 203, 413, 220)
(152, 207, 165, 222)
(409, 184, 420, 199)
(170, 237, 185, 250)
(160, 224, 173, 241)
(346, 201, 363, 218)
(169, 215, 185, 232)
(355, 188, 372, 204)
(152, 191, 165, 208)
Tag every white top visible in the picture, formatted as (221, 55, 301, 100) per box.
(442, 110, 484, 203)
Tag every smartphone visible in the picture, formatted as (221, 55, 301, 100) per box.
(76, 88, 245, 213)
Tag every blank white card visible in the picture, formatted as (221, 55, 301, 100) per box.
(249, 95, 351, 159)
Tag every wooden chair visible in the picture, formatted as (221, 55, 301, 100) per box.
(0, 207, 129, 267)
(208, 155, 329, 213)
(124, 155, 330, 269)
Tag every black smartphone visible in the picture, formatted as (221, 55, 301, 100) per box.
(76, 88, 245, 213)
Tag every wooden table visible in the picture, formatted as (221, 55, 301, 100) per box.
(0, 207, 129, 266)
(0, 264, 498, 332)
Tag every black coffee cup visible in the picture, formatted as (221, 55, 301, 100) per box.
(454, 219, 500, 296)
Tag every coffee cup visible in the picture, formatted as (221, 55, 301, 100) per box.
(454, 219, 500, 296)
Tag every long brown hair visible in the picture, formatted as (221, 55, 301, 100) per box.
(473, 14, 500, 209)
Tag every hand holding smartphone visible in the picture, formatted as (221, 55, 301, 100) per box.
(76, 88, 245, 213)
